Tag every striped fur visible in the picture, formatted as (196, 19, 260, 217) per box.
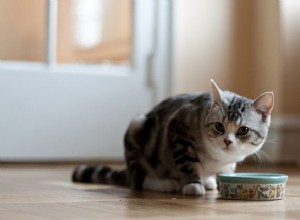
(72, 80, 274, 196)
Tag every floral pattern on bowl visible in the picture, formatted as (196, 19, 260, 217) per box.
(218, 173, 288, 200)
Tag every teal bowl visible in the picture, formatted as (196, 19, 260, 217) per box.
(217, 173, 288, 200)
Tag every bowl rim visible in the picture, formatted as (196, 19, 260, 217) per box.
(217, 172, 288, 184)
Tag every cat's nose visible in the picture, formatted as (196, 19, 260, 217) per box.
(224, 139, 232, 147)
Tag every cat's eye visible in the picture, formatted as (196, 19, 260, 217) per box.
(237, 126, 250, 136)
(215, 122, 225, 134)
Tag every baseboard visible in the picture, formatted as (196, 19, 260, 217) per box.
(263, 115, 300, 164)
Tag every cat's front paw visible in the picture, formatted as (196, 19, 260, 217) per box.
(203, 176, 217, 190)
(182, 183, 206, 196)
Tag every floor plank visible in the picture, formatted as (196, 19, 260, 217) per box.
(0, 164, 299, 219)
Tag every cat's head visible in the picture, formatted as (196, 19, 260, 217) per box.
(204, 79, 274, 162)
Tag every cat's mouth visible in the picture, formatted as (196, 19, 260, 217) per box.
(223, 145, 240, 152)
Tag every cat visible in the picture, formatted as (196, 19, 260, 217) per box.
(72, 79, 274, 196)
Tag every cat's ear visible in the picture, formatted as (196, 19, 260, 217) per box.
(210, 79, 222, 106)
(253, 92, 274, 118)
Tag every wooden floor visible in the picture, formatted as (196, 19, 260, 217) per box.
(0, 164, 300, 220)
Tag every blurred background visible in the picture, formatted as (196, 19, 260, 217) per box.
(174, 0, 300, 164)
(0, 0, 299, 165)
(0, 0, 131, 64)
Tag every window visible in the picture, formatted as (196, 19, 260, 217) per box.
(0, 0, 132, 65)
(0, 0, 46, 62)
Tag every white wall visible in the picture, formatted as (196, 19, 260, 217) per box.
(174, 0, 234, 93)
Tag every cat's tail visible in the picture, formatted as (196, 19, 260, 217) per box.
(72, 165, 129, 186)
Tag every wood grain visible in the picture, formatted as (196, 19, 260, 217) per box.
(0, 164, 299, 220)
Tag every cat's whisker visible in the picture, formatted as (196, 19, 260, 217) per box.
(253, 152, 263, 165)
(258, 150, 273, 163)
(264, 139, 277, 144)
(251, 150, 273, 165)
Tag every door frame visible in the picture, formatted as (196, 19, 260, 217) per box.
(0, 0, 175, 161)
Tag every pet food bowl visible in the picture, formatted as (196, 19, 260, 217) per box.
(217, 173, 288, 200)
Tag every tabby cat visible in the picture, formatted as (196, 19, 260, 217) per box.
(72, 80, 274, 196)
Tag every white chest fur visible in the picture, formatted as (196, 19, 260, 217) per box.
(200, 156, 236, 178)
